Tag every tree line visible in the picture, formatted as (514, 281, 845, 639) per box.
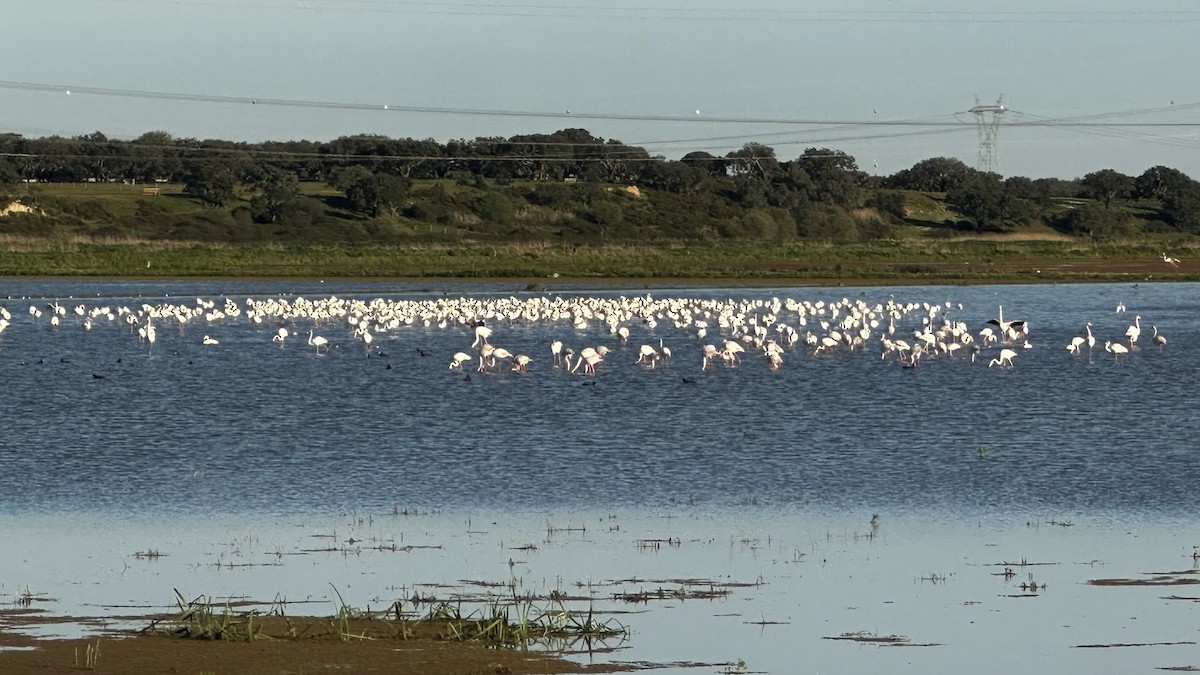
(2, 128, 1199, 243)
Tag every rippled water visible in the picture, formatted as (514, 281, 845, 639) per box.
(2, 280, 1198, 673)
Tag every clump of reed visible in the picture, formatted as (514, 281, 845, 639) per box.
(151, 589, 626, 649)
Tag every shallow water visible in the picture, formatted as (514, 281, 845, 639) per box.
(1, 280, 1198, 673)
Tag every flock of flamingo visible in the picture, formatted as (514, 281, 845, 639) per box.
(0, 293, 1171, 375)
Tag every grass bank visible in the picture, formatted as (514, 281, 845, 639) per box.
(0, 238, 1194, 283)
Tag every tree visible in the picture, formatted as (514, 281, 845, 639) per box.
(1161, 179, 1200, 233)
(793, 148, 864, 206)
(794, 202, 859, 242)
(725, 143, 780, 179)
(865, 190, 907, 221)
(945, 172, 1035, 231)
(638, 160, 706, 194)
(1003, 176, 1049, 205)
(184, 162, 238, 206)
(345, 173, 410, 218)
(248, 166, 301, 223)
(1134, 166, 1193, 201)
(328, 165, 372, 192)
(1132, 166, 1200, 232)
(1053, 202, 1134, 241)
(1080, 169, 1133, 208)
(885, 157, 974, 192)
(0, 158, 18, 203)
(681, 151, 727, 177)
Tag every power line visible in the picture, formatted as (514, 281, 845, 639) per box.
(0, 79, 966, 126)
(4, 80, 1199, 129)
(56, 0, 1200, 23)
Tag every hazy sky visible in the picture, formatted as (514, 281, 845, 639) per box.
(4, 0, 1199, 179)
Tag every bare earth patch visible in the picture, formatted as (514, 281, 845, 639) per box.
(0, 610, 632, 675)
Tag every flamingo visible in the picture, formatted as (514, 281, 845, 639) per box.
(1162, 252, 1181, 268)
(986, 305, 1025, 340)
(1105, 340, 1129, 362)
(636, 344, 659, 367)
(477, 343, 496, 372)
(550, 340, 563, 367)
(273, 327, 289, 344)
(988, 348, 1017, 368)
(490, 347, 514, 370)
(1066, 335, 1084, 355)
(1124, 315, 1142, 349)
(1152, 326, 1166, 351)
(722, 340, 745, 365)
(471, 324, 492, 348)
(307, 329, 328, 354)
(512, 354, 532, 372)
(575, 347, 602, 374)
(449, 352, 472, 370)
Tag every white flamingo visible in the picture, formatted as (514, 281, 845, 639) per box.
(307, 329, 328, 354)
(1105, 340, 1129, 361)
(471, 324, 492, 348)
(449, 352, 472, 370)
(1152, 326, 1166, 351)
(1066, 334, 1084, 355)
(988, 348, 1017, 368)
(636, 344, 659, 367)
(1124, 315, 1142, 349)
(986, 305, 1025, 340)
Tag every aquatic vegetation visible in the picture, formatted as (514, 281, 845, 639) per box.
(153, 590, 626, 649)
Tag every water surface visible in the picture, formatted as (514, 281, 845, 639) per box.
(1, 280, 1198, 673)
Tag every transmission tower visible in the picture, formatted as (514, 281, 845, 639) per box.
(969, 96, 1005, 173)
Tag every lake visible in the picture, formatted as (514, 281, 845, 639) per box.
(2, 279, 1198, 674)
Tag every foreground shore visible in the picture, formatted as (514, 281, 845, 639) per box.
(0, 609, 630, 675)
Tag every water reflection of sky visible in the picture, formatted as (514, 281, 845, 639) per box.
(4, 509, 1199, 674)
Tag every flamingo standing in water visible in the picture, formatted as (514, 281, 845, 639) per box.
(308, 329, 328, 354)
(636, 344, 659, 367)
(988, 348, 1017, 368)
(1105, 340, 1129, 362)
(471, 324, 492, 348)
(1152, 326, 1167, 351)
(1066, 335, 1085, 355)
(1124, 315, 1142, 349)
(986, 306, 1025, 341)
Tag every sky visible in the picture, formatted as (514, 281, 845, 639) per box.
(3, 0, 1199, 180)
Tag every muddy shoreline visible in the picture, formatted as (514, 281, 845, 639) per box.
(0, 609, 633, 675)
